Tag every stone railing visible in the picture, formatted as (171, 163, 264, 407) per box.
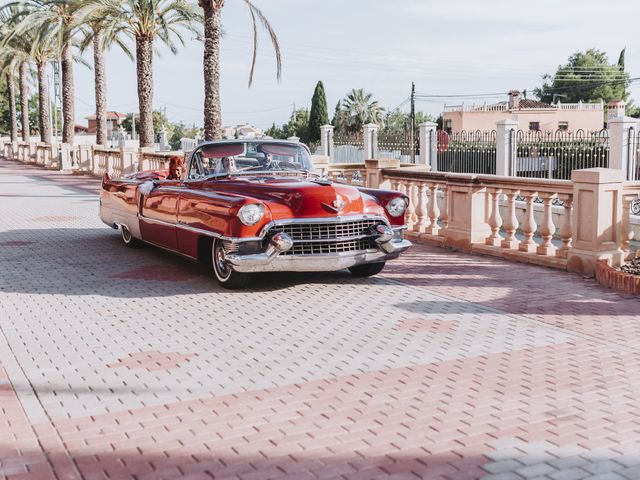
(0, 140, 181, 178)
(361, 158, 632, 276)
(140, 151, 173, 172)
(326, 163, 366, 185)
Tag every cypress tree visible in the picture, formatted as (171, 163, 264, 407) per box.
(307, 80, 329, 143)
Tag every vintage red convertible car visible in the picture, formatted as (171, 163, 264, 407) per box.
(100, 140, 412, 288)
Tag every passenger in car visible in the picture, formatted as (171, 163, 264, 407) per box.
(167, 156, 185, 180)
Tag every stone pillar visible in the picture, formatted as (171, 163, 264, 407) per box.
(320, 124, 334, 158)
(363, 123, 379, 161)
(158, 127, 169, 151)
(608, 116, 639, 180)
(442, 175, 491, 251)
(418, 122, 437, 170)
(496, 119, 518, 176)
(365, 158, 400, 189)
(59, 143, 73, 171)
(567, 168, 625, 276)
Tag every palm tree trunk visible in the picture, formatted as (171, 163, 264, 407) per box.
(6, 71, 18, 142)
(61, 41, 75, 145)
(19, 62, 29, 142)
(136, 35, 155, 148)
(93, 28, 108, 146)
(36, 61, 51, 144)
(202, 3, 222, 140)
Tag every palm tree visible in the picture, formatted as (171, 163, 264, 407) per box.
(198, 1, 281, 140)
(341, 89, 385, 133)
(2, 0, 84, 145)
(0, 6, 31, 142)
(0, 58, 19, 142)
(0, 39, 19, 142)
(88, 0, 200, 148)
(78, 10, 131, 146)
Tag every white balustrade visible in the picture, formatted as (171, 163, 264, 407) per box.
(501, 189, 520, 249)
(536, 193, 557, 256)
(518, 191, 539, 253)
(485, 188, 503, 246)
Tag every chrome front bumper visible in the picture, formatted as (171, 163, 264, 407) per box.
(225, 228, 412, 273)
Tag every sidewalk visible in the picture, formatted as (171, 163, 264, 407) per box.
(1, 158, 639, 480)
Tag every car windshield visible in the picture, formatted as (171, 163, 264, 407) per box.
(188, 142, 314, 180)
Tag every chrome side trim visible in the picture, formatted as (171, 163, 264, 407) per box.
(137, 213, 262, 243)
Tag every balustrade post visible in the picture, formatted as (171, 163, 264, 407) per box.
(442, 176, 490, 250)
(405, 181, 417, 230)
(536, 193, 557, 256)
(501, 189, 520, 249)
(519, 191, 539, 253)
(426, 184, 441, 235)
(568, 168, 625, 275)
(621, 193, 637, 259)
(485, 188, 503, 246)
(365, 158, 399, 189)
(556, 194, 573, 259)
(440, 186, 449, 229)
(415, 182, 429, 232)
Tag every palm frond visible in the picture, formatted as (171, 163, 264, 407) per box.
(243, 0, 281, 86)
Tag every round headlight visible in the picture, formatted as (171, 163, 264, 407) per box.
(385, 196, 408, 217)
(238, 203, 265, 226)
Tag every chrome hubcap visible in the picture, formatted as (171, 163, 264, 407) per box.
(214, 244, 231, 279)
(122, 227, 132, 243)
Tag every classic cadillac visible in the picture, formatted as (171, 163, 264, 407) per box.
(100, 140, 412, 288)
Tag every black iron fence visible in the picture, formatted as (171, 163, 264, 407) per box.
(437, 130, 497, 174)
(377, 131, 418, 164)
(515, 129, 609, 180)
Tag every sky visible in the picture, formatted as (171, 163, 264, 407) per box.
(62, 0, 640, 130)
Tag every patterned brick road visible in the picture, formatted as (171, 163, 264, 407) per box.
(1, 158, 640, 480)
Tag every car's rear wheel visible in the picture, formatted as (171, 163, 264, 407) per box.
(348, 262, 386, 277)
(212, 239, 253, 289)
(120, 225, 143, 248)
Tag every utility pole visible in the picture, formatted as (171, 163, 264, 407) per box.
(132, 112, 136, 141)
(410, 82, 416, 163)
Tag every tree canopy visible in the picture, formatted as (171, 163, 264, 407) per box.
(307, 81, 328, 144)
(535, 48, 629, 104)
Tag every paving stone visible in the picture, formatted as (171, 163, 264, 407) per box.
(2, 159, 640, 480)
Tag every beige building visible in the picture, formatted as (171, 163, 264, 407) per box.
(443, 91, 608, 133)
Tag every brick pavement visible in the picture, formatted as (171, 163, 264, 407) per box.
(1, 158, 640, 480)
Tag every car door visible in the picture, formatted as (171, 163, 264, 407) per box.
(139, 180, 184, 251)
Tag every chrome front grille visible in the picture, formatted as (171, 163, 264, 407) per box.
(267, 219, 385, 241)
(265, 219, 385, 256)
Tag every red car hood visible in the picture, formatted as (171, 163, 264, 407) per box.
(199, 175, 384, 218)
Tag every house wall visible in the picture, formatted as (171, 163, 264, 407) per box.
(444, 109, 605, 133)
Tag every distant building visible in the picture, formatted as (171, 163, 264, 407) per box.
(221, 124, 264, 139)
(86, 112, 128, 136)
(443, 90, 606, 133)
(75, 124, 89, 134)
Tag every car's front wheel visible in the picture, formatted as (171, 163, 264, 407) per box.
(120, 225, 144, 248)
(348, 262, 386, 277)
(212, 239, 253, 289)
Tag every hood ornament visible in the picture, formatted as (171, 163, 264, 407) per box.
(322, 196, 345, 213)
(311, 177, 333, 186)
